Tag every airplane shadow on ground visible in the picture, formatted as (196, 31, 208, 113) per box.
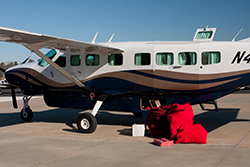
(0, 108, 144, 133)
(194, 108, 249, 132)
(0, 108, 249, 135)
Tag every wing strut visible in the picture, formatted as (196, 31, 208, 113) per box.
(25, 45, 85, 88)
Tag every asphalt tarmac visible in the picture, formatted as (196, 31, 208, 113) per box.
(0, 89, 249, 167)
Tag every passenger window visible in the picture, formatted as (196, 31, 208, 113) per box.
(86, 54, 99, 66)
(178, 52, 197, 65)
(71, 55, 81, 66)
(156, 52, 173, 65)
(135, 53, 151, 65)
(55, 55, 66, 67)
(108, 54, 123, 66)
(202, 52, 221, 65)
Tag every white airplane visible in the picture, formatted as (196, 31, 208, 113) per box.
(0, 66, 12, 95)
(0, 78, 8, 94)
(0, 26, 249, 133)
(0, 78, 10, 89)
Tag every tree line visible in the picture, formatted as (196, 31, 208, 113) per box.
(0, 59, 35, 78)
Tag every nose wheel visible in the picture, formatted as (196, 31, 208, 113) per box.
(20, 106, 33, 121)
(77, 113, 97, 133)
(20, 95, 33, 122)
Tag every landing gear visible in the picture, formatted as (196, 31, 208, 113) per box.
(77, 113, 97, 133)
(20, 106, 33, 121)
(20, 95, 33, 122)
(77, 94, 107, 133)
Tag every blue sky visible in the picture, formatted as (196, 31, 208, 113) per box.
(0, 0, 250, 63)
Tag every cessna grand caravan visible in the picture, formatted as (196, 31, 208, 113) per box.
(0, 26, 250, 133)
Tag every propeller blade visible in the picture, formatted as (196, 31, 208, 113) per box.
(0, 67, 5, 73)
(21, 56, 31, 64)
(11, 87, 18, 109)
(1, 66, 18, 108)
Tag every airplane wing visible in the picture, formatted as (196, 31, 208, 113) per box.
(0, 26, 123, 53)
(0, 26, 124, 89)
(0, 85, 9, 88)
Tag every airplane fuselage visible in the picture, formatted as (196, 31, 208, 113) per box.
(2, 26, 250, 133)
(5, 40, 250, 112)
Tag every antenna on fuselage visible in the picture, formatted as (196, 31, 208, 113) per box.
(232, 28, 243, 42)
(108, 33, 115, 42)
(91, 31, 99, 44)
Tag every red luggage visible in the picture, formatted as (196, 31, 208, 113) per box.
(147, 103, 207, 144)
(175, 124, 207, 144)
(146, 106, 171, 138)
(154, 138, 174, 147)
(166, 103, 194, 140)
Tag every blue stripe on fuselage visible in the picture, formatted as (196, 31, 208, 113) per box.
(126, 70, 244, 84)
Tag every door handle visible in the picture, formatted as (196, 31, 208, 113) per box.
(172, 66, 182, 69)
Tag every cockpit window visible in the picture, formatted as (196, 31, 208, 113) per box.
(55, 55, 66, 67)
(38, 49, 57, 67)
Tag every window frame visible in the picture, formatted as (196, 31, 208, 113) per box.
(108, 54, 123, 66)
(155, 52, 174, 65)
(70, 55, 81, 66)
(85, 54, 100, 66)
(178, 52, 197, 65)
(195, 31, 213, 40)
(38, 49, 57, 67)
(202, 51, 221, 65)
(134, 53, 151, 66)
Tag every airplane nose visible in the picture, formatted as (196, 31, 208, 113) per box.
(5, 67, 31, 88)
(5, 69, 19, 87)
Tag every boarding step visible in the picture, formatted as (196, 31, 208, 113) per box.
(199, 100, 218, 111)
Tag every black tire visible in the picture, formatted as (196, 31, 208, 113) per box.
(133, 112, 143, 117)
(20, 106, 33, 122)
(77, 113, 97, 133)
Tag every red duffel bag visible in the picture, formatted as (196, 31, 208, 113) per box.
(175, 124, 207, 144)
(146, 106, 171, 138)
(167, 103, 194, 140)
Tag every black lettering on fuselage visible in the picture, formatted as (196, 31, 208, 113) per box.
(231, 51, 246, 64)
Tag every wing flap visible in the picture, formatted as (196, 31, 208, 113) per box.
(0, 26, 123, 53)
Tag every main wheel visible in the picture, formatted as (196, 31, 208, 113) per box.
(20, 106, 33, 122)
(77, 113, 97, 133)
